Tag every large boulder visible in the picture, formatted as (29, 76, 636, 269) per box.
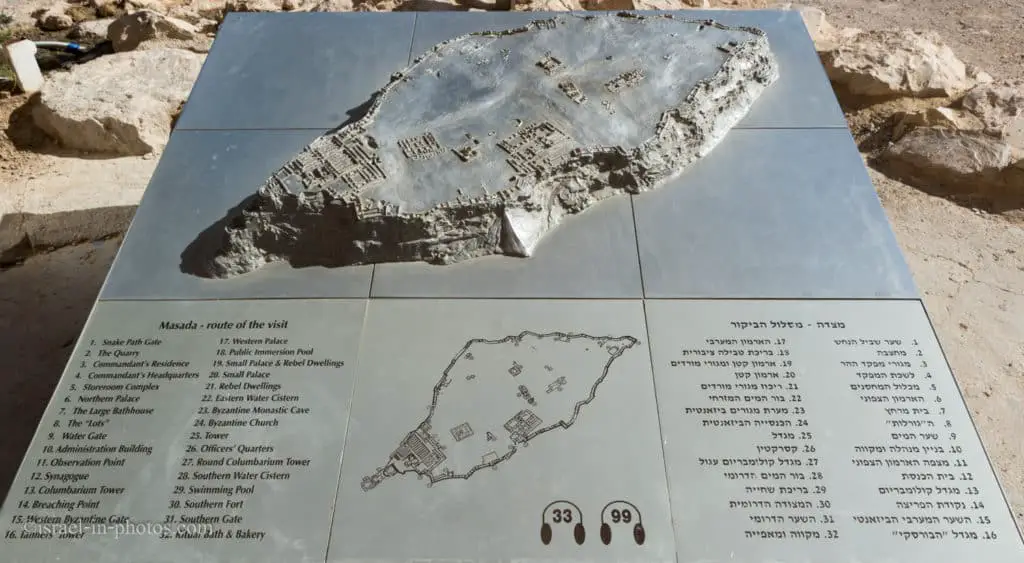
(33, 49, 204, 156)
(107, 10, 208, 52)
(879, 80, 1024, 214)
(880, 128, 1023, 211)
(821, 29, 975, 98)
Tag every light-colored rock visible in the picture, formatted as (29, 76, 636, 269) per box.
(223, 0, 288, 10)
(92, 0, 190, 17)
(4, 41, 44, 95)
(584, 0, 703, 10)
(962, 81, 1024, 137)
(107, 10, 208, 53)
(880, 127, 1023, 211)
(893, 106, 984, 140)
(966, 64, 994, 86)
(309, 0, 357, 9)
(1007, 117, 1024, 158)
(512, 0, 582, 10)
(32, 49, 204, 156)
(822, 29, 975, 98)
(68, 18, 116, 42)
(34, 6, 73, 31)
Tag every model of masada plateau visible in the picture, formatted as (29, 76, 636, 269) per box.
(181, 13, 779, 277)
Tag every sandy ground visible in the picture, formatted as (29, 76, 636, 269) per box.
(1, 0, 1023, 537)
(872, 170, 1024, 530)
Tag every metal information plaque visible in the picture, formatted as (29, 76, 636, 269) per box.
(2, 10, 1023, 563)
(0, 299, 366, 563)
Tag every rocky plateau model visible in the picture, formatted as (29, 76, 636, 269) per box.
(181, 12, 779, 278)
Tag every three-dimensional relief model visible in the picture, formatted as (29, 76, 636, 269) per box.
(181, 13, 779, 277)
(360, 331, 639, 491)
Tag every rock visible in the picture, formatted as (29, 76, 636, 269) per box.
(961, 81, 1024, 136)
(880, 127, 1024, 211)
(127, 0, 183, 11)
(223, 0, 288, 11)
(33, 49, 204, 156)
(966, 64, 994, 86)
(91, 0, 122, 17)
(91, 0, 170, 16)
(584, 0, 702, 9)
(893, 106, 983, 140)
(822, 29, 974, 98)
(34, 7, 74, 31)
(512, 0, 582, 10)
(309, 0, 357, 9)
(68, 18, 116, 42)
(107, 10, 207, 53)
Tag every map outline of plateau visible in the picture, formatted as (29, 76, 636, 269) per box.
(360, 331, 639, 491)
(181, 12, 778, 278)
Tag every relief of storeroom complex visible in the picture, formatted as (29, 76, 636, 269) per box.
(181, 13, 779, 278)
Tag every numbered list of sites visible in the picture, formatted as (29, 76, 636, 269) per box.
(648, 300, 1022, 563)
(0, 301, 360, 563)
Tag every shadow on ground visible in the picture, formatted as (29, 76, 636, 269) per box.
(0, 239, 120, 502)
(0, 206, 136, 265)
(5, 95, 129, 160)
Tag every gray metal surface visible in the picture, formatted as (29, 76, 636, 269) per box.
(369, 195, 643, 298)
(174, 12, 416, 131)
(329, 298, 674, 563)
(99, 130, 374, 300)
(634, 128, 918, 298)
(0, 299, 366, 563)
(645, 299, 1023, 563)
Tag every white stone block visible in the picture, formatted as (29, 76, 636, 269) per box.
(4, 40, 44, 94)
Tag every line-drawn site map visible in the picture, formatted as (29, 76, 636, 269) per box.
(361, 331, 639, 491)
